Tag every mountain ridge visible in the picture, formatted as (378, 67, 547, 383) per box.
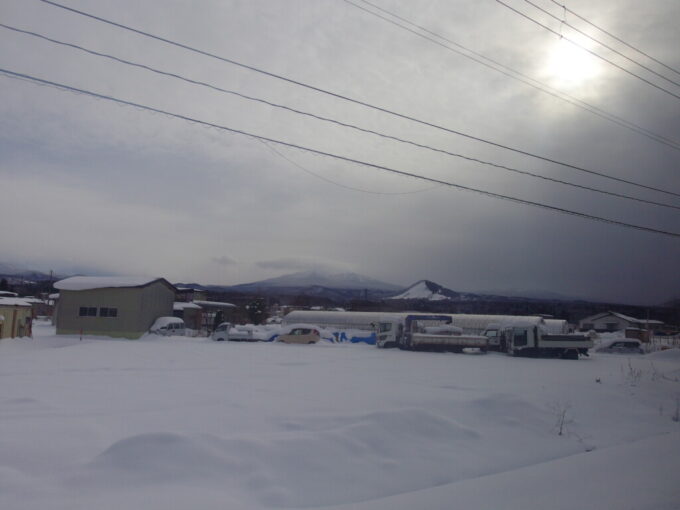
(228, 270, 402, 292)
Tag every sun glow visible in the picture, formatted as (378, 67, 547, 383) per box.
(543, 38, 601, 88)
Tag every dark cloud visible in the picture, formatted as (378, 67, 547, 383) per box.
(255, 258, 348, 273)
(212, 256, 237, 266)
(1, 0, 679, 305)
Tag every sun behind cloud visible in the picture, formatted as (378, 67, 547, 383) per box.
(542, 37, 601, 89)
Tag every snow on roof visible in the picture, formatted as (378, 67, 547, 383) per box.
(581, 311, 664, 326)
(610, 311, 644, 323)
(54, 276, 171, 291)
(449, 314, 545, 330)
(543, 319, 569, 334)
(607, 311, 664, 326)
(48, 293, 60, 299)
(173, 302, 202, 311)
(192, 300, 236, 308)
(0, 297, 32, 307)
(19, 297, 44, 304)
(0, 291, 18, 297)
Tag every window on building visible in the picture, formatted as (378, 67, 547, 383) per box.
(78, 307, 97, 317)
(100, 307, 118, 318)
(605, 322, 618, 331)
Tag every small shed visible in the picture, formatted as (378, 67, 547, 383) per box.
(0, 297, 33, 339)
(192, 300, 237, 331)
(19, 297, 53, 318)
(54, 276, 176, 339)
(173, 301, 203, 330)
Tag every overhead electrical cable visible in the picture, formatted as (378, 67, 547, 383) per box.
(259, 141, 442, 195)
(523, 0, 680, 89)
(343, 0, 680, 152)
(4, 23, 678, 210)
(494, 0, 680, 101)
(547, 0, 680, 78)
(1, 67, 679, 239)
(35, 0, 680, 199)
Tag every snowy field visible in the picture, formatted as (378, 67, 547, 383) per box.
(1, 322, 679, 510)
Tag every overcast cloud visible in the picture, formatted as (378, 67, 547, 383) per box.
(1, 0, 679, 305)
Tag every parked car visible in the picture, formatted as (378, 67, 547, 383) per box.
(277, 324, 321, 344)
(226, 325, 265, 342)
(149, 317, 185, 336)
(596, 339, 644, 354)
(212, 322, 232, 342)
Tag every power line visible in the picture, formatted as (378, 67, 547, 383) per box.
(1, 67, 679, 239)
(4, 22, 679, 210)
(523, 0, 680, 89)
(343, 0, 680, 152)
(494, 0, 680, 101)
(260, 141, 442, 195)
(35, 0, 680, 200)
(548, 0, 680, 79)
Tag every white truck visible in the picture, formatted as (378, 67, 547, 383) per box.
(281, 310, 487, 351)
(375, 314, 488, 352)
(494, 323, 593, 359)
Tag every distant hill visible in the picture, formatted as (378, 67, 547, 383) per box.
(0, 263, 57, 283)
(229, 270, 402, 292)
(474, 288, 586, 302)
(388, 280, 469, 301)
(385, 279, 585, 304)
(175, 271, 403, 301)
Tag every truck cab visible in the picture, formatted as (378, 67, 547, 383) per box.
(375, 314, 452, 349)
(505, 325, 593, 359)
(375, 319, 403, 349)
(482, 323, 504, 351)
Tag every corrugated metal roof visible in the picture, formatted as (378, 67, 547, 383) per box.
(54, 276, 172, 291)
(0, 297, 32, 307)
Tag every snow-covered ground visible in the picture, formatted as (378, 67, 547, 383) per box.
(1, 321, 679, 510)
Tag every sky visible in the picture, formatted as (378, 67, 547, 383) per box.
(1, 0, 679, 306)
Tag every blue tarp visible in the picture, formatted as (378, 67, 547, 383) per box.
(337, 331, 376, 345)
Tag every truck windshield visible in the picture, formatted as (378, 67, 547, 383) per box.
(378, 323, 392, 333)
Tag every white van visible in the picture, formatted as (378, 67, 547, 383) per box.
(149, 316, 186, 336)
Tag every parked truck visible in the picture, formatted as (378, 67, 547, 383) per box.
(495, 322, 593, 359)
(375, 314, 488, 352)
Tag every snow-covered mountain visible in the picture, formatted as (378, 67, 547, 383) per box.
(231, 270, 402, 292)
(387, 280, 472, 301)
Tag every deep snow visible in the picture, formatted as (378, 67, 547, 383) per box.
(1, 322, 679, 509)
